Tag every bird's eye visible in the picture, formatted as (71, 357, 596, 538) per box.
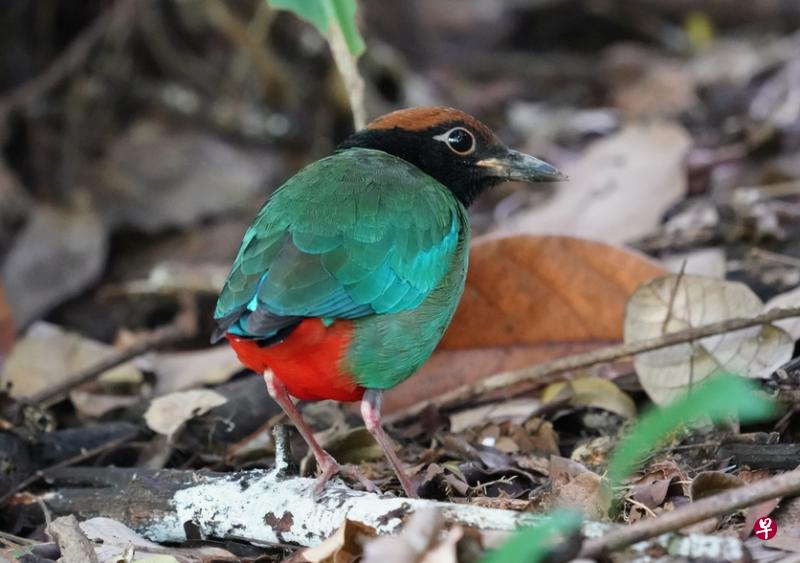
(439, 127, 475, 155)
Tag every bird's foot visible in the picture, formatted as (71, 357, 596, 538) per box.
(313, 452, 380, 496)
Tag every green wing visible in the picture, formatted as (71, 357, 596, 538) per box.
(214, 148, 462, 339)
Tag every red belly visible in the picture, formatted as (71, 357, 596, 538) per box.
(225, 318, 365, 402)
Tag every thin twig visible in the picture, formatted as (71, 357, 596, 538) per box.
(31, 300, 198, 405)
(390, 306, 800, 422)
(0, 0, 144, 119)
(580, 468, 800, 558)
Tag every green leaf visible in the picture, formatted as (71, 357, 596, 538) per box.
(481, 511, 582, 563)
(267, 0, 365, 56)
(607, 374, 775, 485)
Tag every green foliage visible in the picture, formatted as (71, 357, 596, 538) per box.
(481, 511, 582, 563)
(607, 374, 775, 485)
(267, 0, 365, 55)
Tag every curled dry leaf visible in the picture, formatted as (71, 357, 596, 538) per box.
(384, 236, 665, 415)
(541, 377, 636, 419)
(495, 122, 690, 245)
(293, 519, 377, 563)
(145, 345, 242, 396)
(144, 389, 228, 439)
(2, 322, 142, 399)
(624, 274, 794, 405)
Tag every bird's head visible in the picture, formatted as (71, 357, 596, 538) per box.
(337, 106, 565, 207)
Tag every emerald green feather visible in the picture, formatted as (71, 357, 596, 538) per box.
(214, 147, 469, 373)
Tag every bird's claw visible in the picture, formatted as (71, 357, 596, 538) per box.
(313, 452, 381, 496)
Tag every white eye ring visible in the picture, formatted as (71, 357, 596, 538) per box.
(434, 127, 476, 155)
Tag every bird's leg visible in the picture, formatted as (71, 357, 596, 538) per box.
(263, 371, 377, 495)
(361, 389, 418, 498)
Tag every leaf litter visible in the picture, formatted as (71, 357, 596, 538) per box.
(1, 2, 800, 562)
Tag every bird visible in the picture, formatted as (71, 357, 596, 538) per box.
(212, 107, 565, 497)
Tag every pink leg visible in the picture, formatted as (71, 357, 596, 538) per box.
(264, 372, 377, 495)
(361, 389, 418, 498)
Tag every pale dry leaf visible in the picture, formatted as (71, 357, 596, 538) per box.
(495, 122, 690, 244)
(624, 274, 794, 405)
(80, 517, 234, 562)
(145, 345, 242, 396)
(48, 515, 99, 563)
(549, 456, 611, 520)
(1, 203, 108, 326)
(144, 389, 227, 438)
(664, 248, 726, 279)
(765, 285, 800, 341)
(87, 118, 279, 233)
(362, 508, 443, 563)
(541, 377, 636, 419)
(2, 322, 142, 399)
(449, 398, 541, 433)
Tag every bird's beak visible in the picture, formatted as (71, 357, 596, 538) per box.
(477, 149, 567, 183)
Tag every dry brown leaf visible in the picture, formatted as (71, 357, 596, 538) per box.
(549, 456, 612, 520)
(2, 322, 142, 399)
(625, 274, 794, 405)
(690, 471, 745, 501)
(629, 469, 677, 509)
(384, 235, 664, 414)
(362, 508, 443, 563)
(541, 377, 636, 419)
(495, 122, 690, 244)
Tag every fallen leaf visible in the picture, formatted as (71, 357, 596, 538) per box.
(323, 428, 384, 465)
(362, 508, 443, 563)
(449, 398, 541, 433)
(690, 471, 745, 501)
(765, 285, 800, 341)
(80, 517, 235, 562)
(495, 122, 690, 244)
(629, 469, 677, 509)
(86, 118, 280, 233)
(2, 322, 142, 399)
(144, 389, 228, 439)
(293, 519, 377, 563)
(624, 274, 794, 405)
(145, 345, 242, 396)
(604, 45, 698, 118)
(1, 203, 108, 327)
(663, 248, 727, 279)
(549, 456, 612, 520)
(48, 515, 98, 563)
(383, 236, 665, 415)
(541, 377, 636, 419)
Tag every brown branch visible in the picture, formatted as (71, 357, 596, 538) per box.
(580, 468, 800, 558)
(0, 0, 145, 119)
(390, 306, 800, 422)
(31, 300, 198, 405)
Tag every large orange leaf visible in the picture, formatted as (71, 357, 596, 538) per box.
(383, 235, 665, 415)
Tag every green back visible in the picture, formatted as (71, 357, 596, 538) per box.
(215, 148, 470, 388)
